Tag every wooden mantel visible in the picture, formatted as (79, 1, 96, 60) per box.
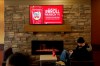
(24, 24, 71, 32)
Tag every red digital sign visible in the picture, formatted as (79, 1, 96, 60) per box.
(30, 5, 63, 24)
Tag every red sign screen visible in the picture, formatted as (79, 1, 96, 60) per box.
(30, 5, 63, 24)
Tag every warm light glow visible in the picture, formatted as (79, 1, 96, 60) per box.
(0, 0, 4, 44)
(36, 49, 59, 52)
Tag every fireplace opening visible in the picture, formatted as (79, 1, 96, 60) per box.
(31, 40, 64, 55)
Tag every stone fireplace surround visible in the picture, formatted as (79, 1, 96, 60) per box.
(3, 0, 92, 66)
(4, 0, 91, 56)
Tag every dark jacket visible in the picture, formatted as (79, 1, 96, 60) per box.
(70, 44, 92, 61)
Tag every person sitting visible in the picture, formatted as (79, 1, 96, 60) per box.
(6, 52, 31, 66)
(60, 49, 69, 62)
(56, 49, 69, 66)
(70, 37, 92, 61)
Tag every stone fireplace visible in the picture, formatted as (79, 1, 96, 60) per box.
(4, 0, 91, 55)
(31, 40, 63, 55)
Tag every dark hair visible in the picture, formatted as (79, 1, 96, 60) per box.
(8, 52, 30, 66)
(77, 37, 85, 43)
(4, 48, 13, 61)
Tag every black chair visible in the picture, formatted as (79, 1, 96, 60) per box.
(70, 60, 94, 66)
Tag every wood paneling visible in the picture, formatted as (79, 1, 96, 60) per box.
(0, 0, 4, 44)
(92, 44, 100, 66)
(5, 0, 91, 5)
(0, 50, 3, 66)
(93, 51, 100, 66)
(91, 0, 100, 44)
(92, 44, 100, 51)
(24, 24, 71, 32)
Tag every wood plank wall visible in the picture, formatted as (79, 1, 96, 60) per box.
(0, 0, 4, 44)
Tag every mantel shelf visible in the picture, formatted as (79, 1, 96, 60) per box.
(24, 24, 71, 32)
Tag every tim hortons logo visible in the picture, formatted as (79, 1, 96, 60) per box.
(32, 11, 41, 20)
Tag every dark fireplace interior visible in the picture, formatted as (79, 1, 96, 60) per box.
(31, 40, 64, 55)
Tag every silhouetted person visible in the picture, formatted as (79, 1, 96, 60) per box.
(4, 48, 13, 61)
(6, 52, 31, 66)
(70, 37, 92, 61)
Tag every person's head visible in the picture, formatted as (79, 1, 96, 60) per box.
(6, 52, 30, 66)
(77, 37, 85, 47)
(4, 47, 13, 61)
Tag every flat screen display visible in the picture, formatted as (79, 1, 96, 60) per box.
(29, 5, 63, 24)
